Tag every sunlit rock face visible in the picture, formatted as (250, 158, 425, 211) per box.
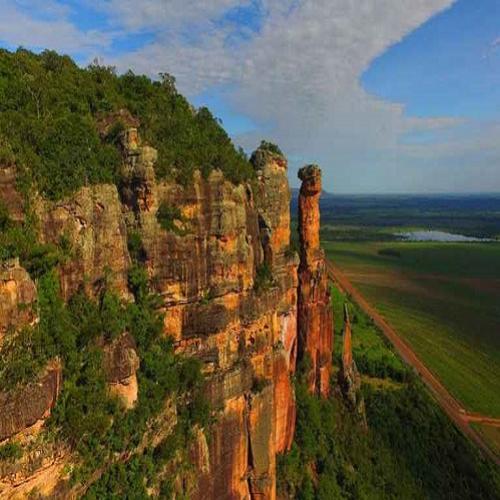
(103, 332, 140, 409)
(36, 184, 132, 301)
(0, 362, 61, 442)
(119, 139, 299, 499)
(0, 259, 37, 342)
(297, 165, 333, 398)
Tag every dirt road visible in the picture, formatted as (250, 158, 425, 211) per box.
(326, 260, 500, 466)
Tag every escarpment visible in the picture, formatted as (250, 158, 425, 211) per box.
(0, 125, 335, 498)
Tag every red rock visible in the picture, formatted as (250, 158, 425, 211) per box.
(0, 135, 302, 498)
(297, 165, 333, 398)
(274, 350, 296, 453)
(0, 258, 37, 341)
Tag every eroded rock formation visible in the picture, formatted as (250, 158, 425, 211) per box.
(37, 184, 131, 301)
(0, 259, 37, 342)
(338, 304, 366, 425)
(103, 332, 140, 409)
(297, 165, 333, 398)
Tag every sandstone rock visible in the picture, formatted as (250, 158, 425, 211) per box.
(103, 332, 140, 409)
(0, 362, 61, 442)
(248, 385, 276, 499)
(0, 166, 24, 223)
(251, 146, 291, 273)
(274, 350, 296, 453)
(0, 132, 302, 498)
(37, 184, 131, 300)
(0, 444, 68, 500)
(190, 396, 251, 500)
(297, 165, 333, 398)
(338, 304, 366, 425)
(0, 259, 37, 342)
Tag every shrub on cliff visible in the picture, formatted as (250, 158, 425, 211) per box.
(258, 140, 283, 157)
(254, 262, 274, 293)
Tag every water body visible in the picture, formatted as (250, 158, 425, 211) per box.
(397, 230, 493, 242)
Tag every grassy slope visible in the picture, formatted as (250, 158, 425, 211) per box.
(325, 240, 500, 417)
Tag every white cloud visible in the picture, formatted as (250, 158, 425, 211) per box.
(93, 0, 251, 30)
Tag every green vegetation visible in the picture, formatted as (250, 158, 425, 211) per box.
(251, 376, 270, 394)
(156, 201, 187, 235)
(257, 140, 284, 157)
(0, 209, 72, 277)
(253, 262, 274, 293)
(473, 424, 500, 459)
(277, 287, 500, 499)
(127, 230, 146, 262)
(331, 288, 407, 382)
(320, 224, 400, 242)
(0, 442, 22, 462)
(315, 194, 500, 239)
(0, 48, 253, 201)
(377, 247, 401, 258)
(324, 241, 500, 417)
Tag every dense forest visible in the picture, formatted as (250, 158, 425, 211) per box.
(0, 47, 253, 201)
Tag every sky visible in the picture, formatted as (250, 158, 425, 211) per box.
(0, 0, 499, 193)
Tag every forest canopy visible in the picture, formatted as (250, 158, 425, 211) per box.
(0, 48, 253, 200)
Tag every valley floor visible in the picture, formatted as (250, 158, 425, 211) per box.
(324, 240, 500, 462)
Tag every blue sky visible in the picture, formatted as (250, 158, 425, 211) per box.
(0, 0, 498, 193)
(362, 0, 500, 121)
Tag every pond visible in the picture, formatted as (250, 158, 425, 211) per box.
(396, 230, 494, 242)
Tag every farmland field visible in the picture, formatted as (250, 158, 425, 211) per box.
(324, 240, 500, 417)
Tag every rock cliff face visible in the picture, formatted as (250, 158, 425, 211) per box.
(103, 332, 140, 409)
(0, 259, 37, 341)
(120, 139, 298, 499)
(37, 184, 131, 301)
(0, 363, 61, 442)
(297, 165, 333, 398)
(0, 133, 336, 498)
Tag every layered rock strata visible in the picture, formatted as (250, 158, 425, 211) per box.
(121, 140, 298, 499)
(297, 165, 333, 398)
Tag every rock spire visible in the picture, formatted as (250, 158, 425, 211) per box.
(297, 165, 333, 398)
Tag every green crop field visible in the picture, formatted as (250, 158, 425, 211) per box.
(324, 240, 500, 417)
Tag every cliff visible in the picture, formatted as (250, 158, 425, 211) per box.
(0, 133, 311, 499)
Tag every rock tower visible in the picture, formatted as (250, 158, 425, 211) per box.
(297, 165, 333, 398)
